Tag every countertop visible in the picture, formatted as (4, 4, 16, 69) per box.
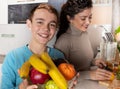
(74, 79, 108, 89)
(70, 66, 108, 89)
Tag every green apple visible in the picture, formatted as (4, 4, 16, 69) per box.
(45, 80, 59, 89)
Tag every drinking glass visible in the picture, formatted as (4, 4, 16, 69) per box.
(106, 42, 117, 61)
(100, 42, 117, 61)
(100, 42, 118, 73)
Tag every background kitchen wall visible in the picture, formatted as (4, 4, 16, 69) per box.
(0, 0, 112, 24)
(0, 0, 113, 87)
(0, 0, 112, 61)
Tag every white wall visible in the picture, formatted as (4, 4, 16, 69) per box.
(0, 24, 57, 55)
(0, 24, 31, 55)
(0, 0, 8, 24)
(0, 0, 48, 24)
(0, 0, 53, 55)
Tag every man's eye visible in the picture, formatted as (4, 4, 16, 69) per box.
(89, 16, 92, 20)
(37, 21, 43, 24)
(49, 23, 57, 28)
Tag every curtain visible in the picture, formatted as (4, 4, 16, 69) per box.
(112, 0, 120, 33)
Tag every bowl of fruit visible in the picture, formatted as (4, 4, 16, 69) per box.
(19, 52, 78, 89)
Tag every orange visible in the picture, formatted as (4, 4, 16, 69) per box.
(58, 63, 76, 81)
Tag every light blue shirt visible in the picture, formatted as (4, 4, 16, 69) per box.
(1, 45, 64, 89)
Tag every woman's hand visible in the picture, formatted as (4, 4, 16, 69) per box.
(19, 79, 38, 89)
(94, 59, 106, 68)
(90, 68, 114, 81)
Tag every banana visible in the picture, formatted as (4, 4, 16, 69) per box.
(29, 54, 49, 74)
(40, 52, 68, 89)
(19, 60, 31, 79)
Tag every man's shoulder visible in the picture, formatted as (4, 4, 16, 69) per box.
(49, 47, 62, 54)
(9, 45, 27, 53)
(6, 45, 28, 57)
(48, 47, 65, 59)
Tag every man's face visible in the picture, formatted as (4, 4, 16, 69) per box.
(27, 8, 57, 45)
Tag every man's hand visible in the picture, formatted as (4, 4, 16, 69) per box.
(18, 69, 38, 89)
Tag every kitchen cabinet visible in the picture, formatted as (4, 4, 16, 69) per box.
(8, 0, 48, 5)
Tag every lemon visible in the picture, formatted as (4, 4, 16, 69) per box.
(110, 74, 115, 81)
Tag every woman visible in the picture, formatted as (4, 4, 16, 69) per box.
(55, 0, 113, 81)
(1, 3, 64, 89)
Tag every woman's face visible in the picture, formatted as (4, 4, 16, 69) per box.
(27, 8, 57, 45)
(69, 8, 92, 31)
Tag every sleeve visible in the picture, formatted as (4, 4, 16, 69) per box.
(55, 36, 70, 59)
(79, 71, 91, 80)
(1, 52, 21, 89)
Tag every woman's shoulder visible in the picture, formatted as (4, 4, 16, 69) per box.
(59, 32, 71, 39)
(56, 33, 71, 44)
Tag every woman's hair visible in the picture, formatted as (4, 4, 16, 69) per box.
(28, 3, 59, 24)
(57, 0, 93, 38)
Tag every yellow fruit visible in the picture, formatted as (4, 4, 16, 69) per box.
(19, 61, 31, 79)
(29, 54, 49, 74)
(40, 52, 68, 89)
(110, 73, 115, 81)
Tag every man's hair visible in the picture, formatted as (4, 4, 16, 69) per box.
(28, 3, 59, 23)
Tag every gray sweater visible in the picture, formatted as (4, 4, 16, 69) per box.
(55, 24, 103, 79)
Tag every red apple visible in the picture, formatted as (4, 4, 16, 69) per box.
(29, 67, 50, 84)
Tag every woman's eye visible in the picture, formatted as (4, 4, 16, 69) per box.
(81, 19, 85, 21)
(80, 17, 86, 21)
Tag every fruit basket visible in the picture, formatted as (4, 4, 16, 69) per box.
(19, 52, 78, 89)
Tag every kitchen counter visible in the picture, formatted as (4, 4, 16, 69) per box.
(71, 66, 108, 89)
(74, 79, 108, 89)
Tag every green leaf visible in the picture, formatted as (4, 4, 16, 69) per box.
(115, 26, 120, 34)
